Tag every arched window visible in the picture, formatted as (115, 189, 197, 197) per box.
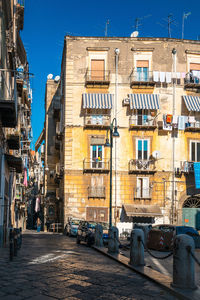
(183, 197, 200, 208)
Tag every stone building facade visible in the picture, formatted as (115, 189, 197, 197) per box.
(44, 36, 200, 232)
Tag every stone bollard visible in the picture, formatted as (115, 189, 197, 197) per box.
(95, 224, 103, 247)
(130, 229, 145, 267)
(108, 226, 119, 254)
(171, 234, 197, 290)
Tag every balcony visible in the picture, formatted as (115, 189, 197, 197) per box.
(129, 159, 156, 174)
(0, 70, 17, 128)
(133, 187, 152, 200)
(88, 187, 106, 198)
(130, 71, 155, 87)
(184, 75, 200, 91)
(7, 132, 20, 150)
(85, 69, 110, 86)
(83, 158, 109, 173)
(84, 115, 111, 129)
(129, 115, 157, 130)
(185, 120, 200, 132)
(180, 161, 194, 173)
(16, 0, 25, 31)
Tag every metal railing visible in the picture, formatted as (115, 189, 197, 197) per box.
(83, 158, 110, 171)
(85, 69, 110, 82)
(185, 120, 200, 129)
(88, 186, 106, 198)
(84, 115, 111, 127)
(184, 74, 200, 85)
(180, 161, 194, 173)
(129, 115, 157, 127)
(129, 159, 155, 172)
(130, 71, 154, 83)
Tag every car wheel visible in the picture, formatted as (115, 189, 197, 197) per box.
(76, 236, 80, 244)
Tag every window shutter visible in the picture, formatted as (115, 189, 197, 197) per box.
(136, 60, 149, 68)
(143, 177, 149, 198)
(190, 63, 200, 71)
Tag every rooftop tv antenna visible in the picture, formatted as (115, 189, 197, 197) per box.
(182, 12, 191, 39)
(158, 14, 178, 38)
(105, 19, 110, 37)
(134, 14, 151, 32)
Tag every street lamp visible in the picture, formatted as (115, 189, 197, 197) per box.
(105, 118, 120, 229)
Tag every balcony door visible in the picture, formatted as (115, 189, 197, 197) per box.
(136, 139, 149, 160)
(136, 60, 149, 81)
(91, 59, 105, 81)
(91, 145, 103, 169)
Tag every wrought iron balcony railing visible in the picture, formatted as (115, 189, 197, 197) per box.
(130, 71, 155, 85)
(85, 69, 110, 84)
(84, 115, 111, 128)
(180, 161, 194, 173)
(129, 159, 156, 172)
(129, 115, 157, 127)
(88, 186, 106, 198)
(83, 158, 109, 172)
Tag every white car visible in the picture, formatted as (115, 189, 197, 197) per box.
(65, 219, 81, 237)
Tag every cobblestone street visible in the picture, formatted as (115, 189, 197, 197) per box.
(0, 231, 178, 300)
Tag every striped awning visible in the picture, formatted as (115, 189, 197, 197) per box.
(82, 93, 113, 109)
(183, 95, 200, 112)
(128, 94, 160, 110)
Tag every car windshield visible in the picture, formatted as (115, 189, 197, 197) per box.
(71, 220, 80, 225)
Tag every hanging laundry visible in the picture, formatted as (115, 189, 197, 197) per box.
(176, 72, 181, 79)
(172, 115, 178, 124)
(166, 72, 172, 83)
(166, 114, 173, 124)
(178, 116, 186, 130)
(35, 197, 40, 213)
(181, 72, 186, 78)
(160, 72, 165, 83)
(153, 71, 159, 82)
(194, 162, 200, 189)
(188, 116, 196, 123)
(23, 169, 28, 187)
(163, 114, 172, 131)
(172, 72, 176, 79)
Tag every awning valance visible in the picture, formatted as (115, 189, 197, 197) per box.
(128, 94, 160, 110)
(183, 95, 200, 112)
(5, 154, 23, 173)
(122, 204, 162, 218)
(83, 93, 113, 109)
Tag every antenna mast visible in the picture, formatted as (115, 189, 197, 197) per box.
(182, 12, 191, 39)
(105, 19, 109, 37)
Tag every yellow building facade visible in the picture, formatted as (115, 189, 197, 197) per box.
(45, 36, 200, 232)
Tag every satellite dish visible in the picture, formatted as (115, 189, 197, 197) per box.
(131, 31, 139, 37)
(54, 75, 60, 82)
(152, 150, 161, 160)
(47, 74, 53, 80)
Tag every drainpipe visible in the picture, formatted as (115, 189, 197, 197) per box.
(114, 48, 120, 226)
(172, 48, 177, 224)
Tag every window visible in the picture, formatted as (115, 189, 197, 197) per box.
(136, 139, 149, 160)
(136, 60, 149, 81)
(91, 59, 105, 81)
(136, 177, 150, 198)
(89, 176, 105, 198)
(190, 141, 200, 162)
(90, 145, 103, 168)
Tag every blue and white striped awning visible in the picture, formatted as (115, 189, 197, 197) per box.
(183, 95, 200, 112)
(82, 93, 113, 109)
(128, 94, 160, 110)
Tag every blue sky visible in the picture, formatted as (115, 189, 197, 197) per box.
(21, 0, 200, 148)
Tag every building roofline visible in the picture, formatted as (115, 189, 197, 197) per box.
(64, 35, 200, 44)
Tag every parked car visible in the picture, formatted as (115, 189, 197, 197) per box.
(64, 218, 81, 237)
(147, 224, 199, 251)
(76, 221, 96, 246)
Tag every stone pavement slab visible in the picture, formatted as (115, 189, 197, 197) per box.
(0, 231, 178, 299)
